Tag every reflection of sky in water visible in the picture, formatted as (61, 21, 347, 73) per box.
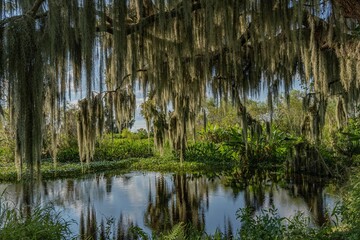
(0, 172, 340, 236)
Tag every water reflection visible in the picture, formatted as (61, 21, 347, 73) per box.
(144, 174, 206, 232)
(285, 174, 330, 226)
(0, 171, 339, 236)
(78, 205, 140, 240)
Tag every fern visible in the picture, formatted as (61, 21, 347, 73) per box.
(161, 223, 186, 240)
(129, 225, 150, 240)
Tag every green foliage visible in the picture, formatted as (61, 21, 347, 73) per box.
(194, 123, 297, 172)
(130, 223, 187, 240)
(130, 157, 231, 173)
(135, 128, 150, 139)
(0, 115, 14, 163)
(56, 133, 153, 163)
(0, 196, 72, 240)
(245, 100, 269, 122)
(198, 124, 240, 143)
(56, 147, 80, 163)
(0, 145, 13, 163)
(121, 129, 140, 139)
(238, 208, 285, 239)
(95, 137, 153, 161)
(225, 127, 295, 170)
(200, 99, 239, 128)
(333, 118, 360, 158)
(340, 171, 360, 239)
(160, 223, 186, 240)
(237, 207, 330, 240)
(273, 90, 305, 136)
(185, 142, 238, 164)
(0, 155, 240, 182)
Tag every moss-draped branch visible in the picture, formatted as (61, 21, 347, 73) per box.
(2, 0, 360, 178)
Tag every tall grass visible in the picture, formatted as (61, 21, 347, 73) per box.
(0, 192, 72, 240)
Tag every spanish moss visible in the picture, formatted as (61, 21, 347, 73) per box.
(1, 0, 360, 178)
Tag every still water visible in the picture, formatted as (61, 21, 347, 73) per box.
(0, 171, 338, 237)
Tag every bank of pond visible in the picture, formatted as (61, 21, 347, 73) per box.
(1, 131, 360, 239)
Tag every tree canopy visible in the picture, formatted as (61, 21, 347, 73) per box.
(1, 0, 360, 178)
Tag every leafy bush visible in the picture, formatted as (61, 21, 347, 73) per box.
(0, 146, 13, 163)
(95, 138, 153, 161)
(0, 129, 14, 163)
(57, 146, 80, 163)
(185, 142, 237, 164)
(135, 128, 150, 139)
(340, 171, 360, 239)
(237, 207, 330, 240)
(56, 134, 153, 163)
(0, 195, 72, 240)
(198, 124, 240, 143)
(120, 128, 150, 140)
(333, 118, 360, 159)
(224, 128, 294, 170)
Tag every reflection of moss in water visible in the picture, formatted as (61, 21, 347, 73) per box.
(144, 174, 207, 235)
(0, 170, 344, 239)
(221, 169, 334, 227)
(221, 168, 279, 195)
(285, 174, 331, 226)
(142, 173, 243, 238)
(79, 206, 141, 240)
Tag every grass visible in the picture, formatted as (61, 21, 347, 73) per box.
(0, 156, 238, 182)
(0, 195, 72, 240)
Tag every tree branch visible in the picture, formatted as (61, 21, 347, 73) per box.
(96, 1, 202, 35)
(126, 1, 202, 35)
(88, 69, 148, 100)
(0, 0, 46, 28)
(27, 0, 46, 17)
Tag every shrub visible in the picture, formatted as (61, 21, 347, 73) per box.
(237, 207, 330, 240)
(340, 171, 360, 239)
(56, 135, 154, 163)
(0, 195, 72, 240)
(57, 146, 80, 163)
(135, 128, 149, 139)
(0, 145, 13, 163)
(121, 128, 138, 139)
(333, 118, 360, 158)
(185, 142, 237, 164)
(95, 138, 153, 161)
(198, 124, 239, 143)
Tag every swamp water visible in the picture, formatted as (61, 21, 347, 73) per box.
(0, 171, 339, 237)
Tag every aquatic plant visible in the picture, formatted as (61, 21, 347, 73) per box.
(0, 193, 72, 240)
(237, 207, 331, 240)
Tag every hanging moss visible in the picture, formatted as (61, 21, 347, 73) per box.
(113, 87, 136, 131)
(77, 94, 104, 164)
(3, 0, 360, 178)
(5, 16, 44, 179)
(336, 96, 348, 129)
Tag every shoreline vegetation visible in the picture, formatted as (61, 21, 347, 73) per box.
(1, 97, 360, 239)
(1, 134, 360, 239)
(3, 0, 360, 238)
(0, 156, 238, 182)
(0, 158, 359, 239)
